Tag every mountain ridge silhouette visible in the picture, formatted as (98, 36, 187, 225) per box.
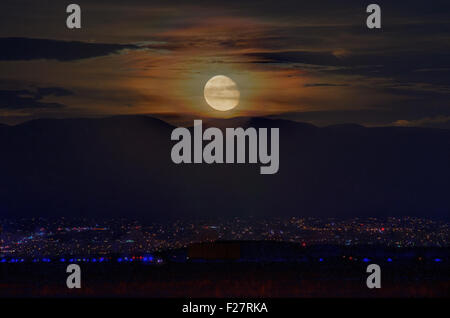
(0, 115, 448, 221)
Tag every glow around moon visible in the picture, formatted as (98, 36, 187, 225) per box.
(204, 75, 240, 111)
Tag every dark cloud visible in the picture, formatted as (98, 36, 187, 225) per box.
(247, 49, 450, 90)
(0, 38, 138, 61)
(36, 87, 73, 97)
(304, 83, 349, 87)
(331, 52, 450, 83)
(245, 51, 343, 66)
(0, 87, 73, 109)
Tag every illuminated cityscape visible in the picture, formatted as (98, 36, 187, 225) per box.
(1, 217, 448, 258)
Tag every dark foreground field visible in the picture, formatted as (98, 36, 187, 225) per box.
(0, 261, 448, 297)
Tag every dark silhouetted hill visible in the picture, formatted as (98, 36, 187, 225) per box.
(0, 115, 449, 221)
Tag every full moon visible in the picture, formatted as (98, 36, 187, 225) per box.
(204, 75, 240, 111)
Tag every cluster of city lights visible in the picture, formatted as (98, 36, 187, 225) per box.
(0, 256, 444, 264)
(0, 255, 163, 264)
(116, 256, 162, 263)
(315, 256, 444, 263)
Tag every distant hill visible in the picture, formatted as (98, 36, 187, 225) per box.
(0, 115, 449, 221)
(324, 123, 365, 130)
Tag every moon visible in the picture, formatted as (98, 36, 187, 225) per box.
(204, 75, 240, 111)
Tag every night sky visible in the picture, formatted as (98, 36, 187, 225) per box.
(0, 0, 449, 128)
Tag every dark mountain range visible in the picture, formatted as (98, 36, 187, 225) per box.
(0, 115, 449, 221)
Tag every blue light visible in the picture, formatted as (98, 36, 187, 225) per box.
(434, 258, 442, 262)
(387, 258, 392, 262)
(1, 259, 6, 263)
(117, 258, 123, 263)
(319, 258, 323, 262)
(143, 257, 148, 262)
(99, 257, 104, 262)
(363, 258, 370, 262)
(69, 258, 74, 262)
(20, 259, 24, 262)
(60, 258, 66, 262)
